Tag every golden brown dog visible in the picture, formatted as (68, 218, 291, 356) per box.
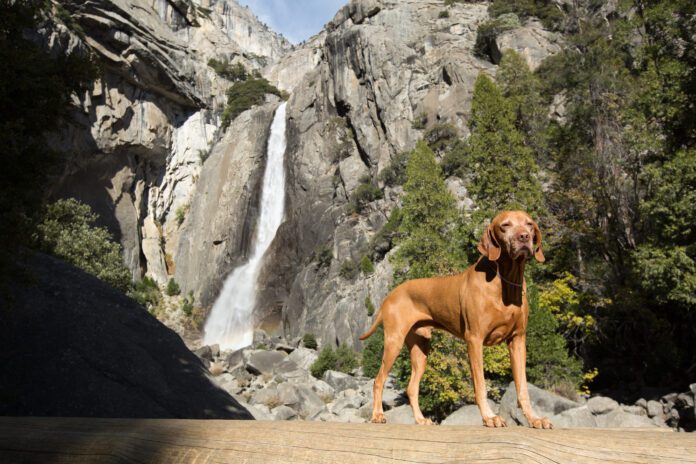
(360, 210, 552, 428)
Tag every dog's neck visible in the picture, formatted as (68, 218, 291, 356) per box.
(494, 254, 526, 306)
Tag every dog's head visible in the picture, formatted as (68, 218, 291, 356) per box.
(478, 211, 544, 262)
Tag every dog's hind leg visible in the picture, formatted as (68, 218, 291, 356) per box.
(405, 328, 432, 425)
(370, 324, 406, 424)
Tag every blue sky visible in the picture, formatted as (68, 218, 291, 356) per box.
(237, 0, 347, 44)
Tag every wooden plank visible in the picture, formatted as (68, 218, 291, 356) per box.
(0, 417, 694, 464)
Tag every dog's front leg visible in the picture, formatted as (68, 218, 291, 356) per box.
(508, 334, 552, 429)
(467, 337, 506, 427)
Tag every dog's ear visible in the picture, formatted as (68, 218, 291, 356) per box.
(478, 223, 501, 261)
(532, 220, 545, 262)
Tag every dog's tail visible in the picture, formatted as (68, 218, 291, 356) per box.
(359, 309, 383, 341)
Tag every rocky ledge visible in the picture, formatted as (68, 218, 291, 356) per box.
(196, 332, 695, 431)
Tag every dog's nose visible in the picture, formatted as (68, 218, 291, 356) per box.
(517, 232, 530, 242)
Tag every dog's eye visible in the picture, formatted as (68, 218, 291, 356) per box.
(500, 222, 511, 229)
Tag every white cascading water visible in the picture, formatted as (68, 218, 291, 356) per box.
(203, 102, 287, 351)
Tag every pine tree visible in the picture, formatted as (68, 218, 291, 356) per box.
(395, 140, 464, 281)
(465, 73, 544, 216)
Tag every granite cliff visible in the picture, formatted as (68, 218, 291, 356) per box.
(46, 0, 563, 349)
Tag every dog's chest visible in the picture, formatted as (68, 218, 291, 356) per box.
(483, 304, 523, 345)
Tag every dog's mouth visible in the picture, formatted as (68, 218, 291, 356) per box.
(511, 243, 533, 259)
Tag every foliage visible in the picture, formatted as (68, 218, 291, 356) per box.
(532, 0, 696, 389)
(364, 294, 376, 316)
(525, 283, 584, 390)
(438, 10, 449, 19)
(181, 291, 194, 317)
(314, 244, 333, 269)
(207, 58, 247, 81)
(129, 276, 161, 309)
(35, 199, 131, 292)
(359, 255, 374, 275)
(350, 175, 383, 213)
(166, 278, 181, 296)
(393, 140, 464, 283)
(361, 325, 383, 378)
(302, 333, 318, 350)
(0, 0, 98, 278)
(198, 149, 210, 164)
(221, 77, 282, 128)
(412, 112, 428, 129)
(464, 73, 544, 216)
(310, 344, 358, 378)
(339, 259, 357, 280)
(378, 151, 409, 187)
(488, 0, 564, 30)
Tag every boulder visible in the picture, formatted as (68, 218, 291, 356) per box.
(323, 370, 358, 392)
(250, 386, 280, 407)
(499, 382, 580, 425)
(246, 350, 288, 376)
(277, 383, 301, 408)
(336, 409, 366, 423)
(194, 345, 213, 361)
(596, 409, 656, 428)
(550, 406, 597, 428)
(287, 347, 319, 370)
(381, 388, 405, 410)
(384, 405, 415, 425)
(330, 395, 364, 414)
(587, 396, 619, 415)
(647, 400, 662, 418)
(272, 405, 297, 421)
(294, 385, 327, 419)
(442, 401, 497, 426)
(311, 380, 336, 401)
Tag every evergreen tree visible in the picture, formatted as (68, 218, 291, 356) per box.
(465, 74, 544, 216)
(394, 140, 464, 281)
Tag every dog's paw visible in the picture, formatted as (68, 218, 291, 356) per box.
(415, 417, 433, 425)
(371, 413, 386, 424)
(528, 417, 553, 429)
(482, 415, 507, 428)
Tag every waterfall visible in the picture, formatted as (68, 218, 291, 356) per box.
(203, 102, 287, 351)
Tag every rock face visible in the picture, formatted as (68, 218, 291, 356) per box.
(45, 0, 568, 349)
(45, 0, 290, 287)
(0, 252, 252, 419)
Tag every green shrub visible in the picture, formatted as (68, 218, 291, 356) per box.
(359, 255, 375, 275)
(221, 77, 282, 128)
(181, 291, 194, 317)
(412, 112, 428, 129)
(488, 0, 564, 30)
(303, 333, 318, 350)
(198, 149, 210, 164)
(349, 175, 383, 213)
(130, 276, 161, 308)
(314, 244, 333, 269)
(365, 295, 376, 316)
(424, 123, 459, 153)
(378, 151, 409, 187)
(310, 344, 359, 378)
(361, 325, 383, 378)
(35, 199, 131, 292)
(207, 58, 247, 81)
(438, 10, 450, 18)
(339, 259, 357, 280)
(166, 278, 181, 296)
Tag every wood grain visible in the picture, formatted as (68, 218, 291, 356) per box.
(0, 417, 694, 464)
